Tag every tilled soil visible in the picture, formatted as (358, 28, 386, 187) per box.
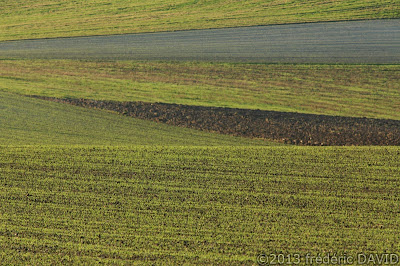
(31, 96, 400, 146)
(2, 20, 399, 63)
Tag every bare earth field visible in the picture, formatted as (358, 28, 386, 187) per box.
(1, 19, 399, 63)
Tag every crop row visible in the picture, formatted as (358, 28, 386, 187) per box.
(0, 146, 399, 264)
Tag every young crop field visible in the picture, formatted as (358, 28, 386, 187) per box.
(0, 91, 273, 146)
(0, 146, 399, 264)
(0, 0, 398, 41)
(1, 1, 399, 263)
(1, 60, 399, 120)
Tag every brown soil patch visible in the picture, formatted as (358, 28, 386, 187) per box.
(31, 96, 400, 146)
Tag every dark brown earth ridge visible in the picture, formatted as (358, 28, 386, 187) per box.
(31, 96, 400, 146)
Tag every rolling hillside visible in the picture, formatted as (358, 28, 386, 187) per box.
(0, 1, 399, 264)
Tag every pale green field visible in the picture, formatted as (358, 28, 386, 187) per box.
(0, 91, 274, 146)
(0, 0, 398, 41)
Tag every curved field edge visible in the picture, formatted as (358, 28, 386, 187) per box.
(33, 96, 400, 146)
(0, 91, 276, 146)
(0, 146, 399, 264)
(1, 60, 399, 120)
(0, 0, 399, 41)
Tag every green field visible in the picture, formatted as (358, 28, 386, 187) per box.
(1, 1, 399, 264)
(0, 146, 399, 264)
(1, 60, 399, 120)
(0, 0, 398, 41)
(0, 91, 274, 146)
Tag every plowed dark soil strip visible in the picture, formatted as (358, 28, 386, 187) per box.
(31, 96, 400, 146)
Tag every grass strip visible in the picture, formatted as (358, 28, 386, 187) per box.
(1, 60, 399, 120)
